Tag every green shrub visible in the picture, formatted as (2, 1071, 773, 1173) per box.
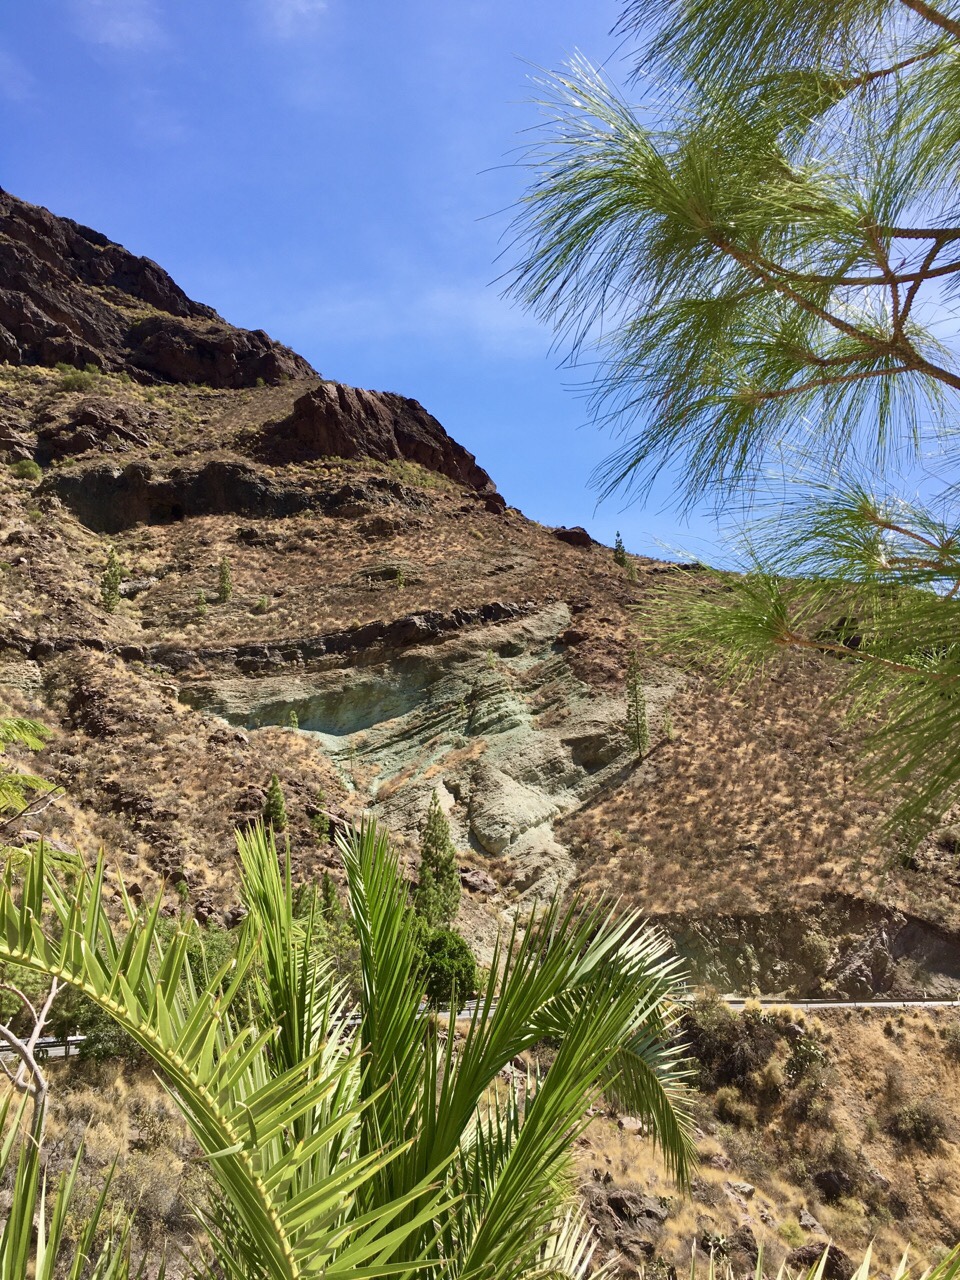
(253, 595, 269, 615)
(420, 928, 476, 1005)
(264, 773, 288, 832)
(217, 556, 233, 603)
(613, 531, 627, 567)
(310, 790, 330, 842)
(9, 459, 41, 482)
(100, 547, 123, 612)
(886, 1098, 948, 1149)
(714, 1085, 757, 1128)
(683, 994, 778, 1091)
(798, 930, 832, 976)
(57, 362, 99, 392)
(785, 1033, 828, 1083)
(625, 649, 650, 757)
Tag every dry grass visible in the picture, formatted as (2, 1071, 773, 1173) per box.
(578, 1006, 960, 1276)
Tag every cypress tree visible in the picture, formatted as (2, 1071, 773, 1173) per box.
(320, 871, 341, 921)
(100, 548, 122, 613)
(264, 772, 288, 832)
(217, 556, 233, 603)
(625, 650, 649, 758)
(414, 791, 460, 929)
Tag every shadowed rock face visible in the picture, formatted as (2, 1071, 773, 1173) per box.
(0, 188, 315, 387)
(257, 382, 497, 493)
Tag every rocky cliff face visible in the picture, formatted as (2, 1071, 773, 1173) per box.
(0, 190, 499, 493)
(0, 188, 314, 386)
(257, 381, 497, 494)
(1, 190, 958, 992)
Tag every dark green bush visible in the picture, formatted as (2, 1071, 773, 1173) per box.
(57, 362, 100, 392)
(682, 994, 779, 1091)
(9, 458, 42, 482)
(887, 1098, 948, 1150)
(785, 1033, 828, 1083)
(420, 928, 476, 1006)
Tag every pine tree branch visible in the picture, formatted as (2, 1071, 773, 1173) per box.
(899, 235, 951, 327)
(738, 366, 910, 403)
(714, 235, 960, 391)
(834, 44, 946, 91)
(899, 0, 960, 42)
(781, 629, 958, 683)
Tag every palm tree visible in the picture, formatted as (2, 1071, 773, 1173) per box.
(0, 819, 694, 1279)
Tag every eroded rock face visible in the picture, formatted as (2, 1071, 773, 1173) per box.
(0, 188, 314, 386)
(176, 603, 682, 913)
(43, 460, 437, 533)
(257, 382, 496, 493)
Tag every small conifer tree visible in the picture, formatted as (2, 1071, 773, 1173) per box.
(100, 548, 122, 613)
(320, 871, 341, 921)
(287, 709, 299, 730)
(264, 772, 288, 832)
(196, 589, 208, 619)
(414, 791, 460, 930)
(310, 788, 330, 842)
(217, 556, 233, 603)
(613, 531, 627, 567)
(625, 649, 650, 758)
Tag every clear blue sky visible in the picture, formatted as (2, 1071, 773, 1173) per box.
(0, 0, 723, 562)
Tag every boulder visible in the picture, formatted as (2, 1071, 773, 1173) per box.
(787, 1244, 855, 1280)
(553, 525, 594, 548)
(459, 867, 497, 895)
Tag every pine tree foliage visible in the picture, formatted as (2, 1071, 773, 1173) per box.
(414, 791, 460, 929)
(508, 0, 960, 836)
(263, 773, 287, 832)
(614, 531, 628, 567)
(625, 651, 650, 758)
(100, 548, 122, 613)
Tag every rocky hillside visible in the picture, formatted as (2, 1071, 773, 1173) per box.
(4, 187, 960, 1272)
(2, 187, 960, 993)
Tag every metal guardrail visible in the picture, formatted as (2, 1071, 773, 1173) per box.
(0, 1034, 86, 1060)
(5, 995, 959, 1062)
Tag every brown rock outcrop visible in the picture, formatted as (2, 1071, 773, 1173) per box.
(35, 395, 152, 462)
(257, 381, 496, 493)
(0, 188, 314, 387)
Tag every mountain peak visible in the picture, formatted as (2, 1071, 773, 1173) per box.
(0, 188, 315, 388)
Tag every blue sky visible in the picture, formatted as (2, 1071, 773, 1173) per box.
(0, 0, 723, 561)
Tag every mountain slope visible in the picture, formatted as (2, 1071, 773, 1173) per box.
(1, 188, 958, 994)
